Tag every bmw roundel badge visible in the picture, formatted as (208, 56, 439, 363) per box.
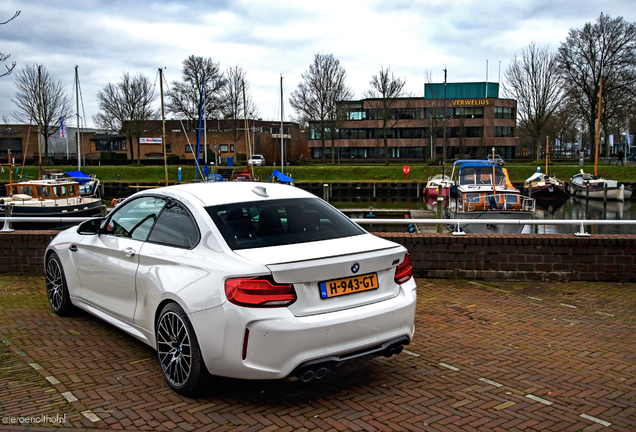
(351, 263, 360, 274)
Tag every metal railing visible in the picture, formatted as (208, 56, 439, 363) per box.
(354, 218, 636, 237)
(1, 214, 635, 237)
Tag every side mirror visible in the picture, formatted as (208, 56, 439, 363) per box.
(77, 217, 105, 235)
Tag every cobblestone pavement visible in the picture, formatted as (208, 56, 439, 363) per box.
(0, 276, 635, 431)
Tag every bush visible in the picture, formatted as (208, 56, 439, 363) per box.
(100, 152, 127, 161)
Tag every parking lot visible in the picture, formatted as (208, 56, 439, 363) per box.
(0, 275, 635, 431)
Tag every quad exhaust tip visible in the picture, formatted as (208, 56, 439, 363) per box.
(382, 343, 404, 358)
(297, 343, 405, 382)
(299, 366, 330, 383)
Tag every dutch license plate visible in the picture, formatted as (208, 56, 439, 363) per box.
(319, 273, 379, 299)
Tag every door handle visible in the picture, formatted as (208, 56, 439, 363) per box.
(122, 247, 136, 258)
(69, 244, 78, 252)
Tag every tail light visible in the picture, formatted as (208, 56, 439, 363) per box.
(394, 253, 413, 285)
(225, 276, 296, 307)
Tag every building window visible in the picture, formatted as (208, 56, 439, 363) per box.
(230, 145, 234, 152)
(494, 127, 514, 137)
(453, 107, 484, 119)
(309, 124, 322, 140)
(495, 107, 514, 119)
(95, 139, 126, 152)
(0, 138, 22, 156)
(449, 127, 482, 138)
(220, 144, 228, 152)
(347, 111, 366, 120)
(397, 128, 424, 139)
(342, 129, 367, 139)
(185, 145, 205, 153)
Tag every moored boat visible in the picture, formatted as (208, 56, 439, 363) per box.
(424, 174, 452, 198)
(522, 171, 568, 200)
(446, 159, 535, 234)
(569, 170, 632, 202)
(1, 178, 103, 230)
(40, 170, 101, 198)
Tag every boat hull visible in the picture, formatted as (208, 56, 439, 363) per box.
(425, 186, 449, 198)
(448, 211, 534, 234)
(569, 184, 632, 201)
(523, 184, 568, 200)
(0, 200, 103, 230)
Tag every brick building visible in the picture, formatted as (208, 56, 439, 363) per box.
(308, 82, 519, 161)
(1, 119, 308, 166)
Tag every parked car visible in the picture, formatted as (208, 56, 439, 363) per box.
(248, 154, 265, 166)
(487, 154, 505, 165)
(45, 182, 416, 394)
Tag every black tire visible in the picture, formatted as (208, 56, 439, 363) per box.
(45, 253, 75, 316)
(156, 303, 207, 395)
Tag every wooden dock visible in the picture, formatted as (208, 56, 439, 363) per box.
(409, 209, 450, 233)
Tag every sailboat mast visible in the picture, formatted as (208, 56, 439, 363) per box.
(546, 136, 549, 175)
(75, 66, 81, 171)
(280, 75, 284, 173)
(159, 68, 168, 186)
(242, 80, 251, 176)
(37, 65, 42, 168)
(594, 76, 603, 176)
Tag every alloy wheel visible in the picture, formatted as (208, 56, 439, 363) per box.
(157, 311, 192, 388)
(46, 257, 64, 311)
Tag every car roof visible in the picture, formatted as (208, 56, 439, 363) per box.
(146, 182, 315, 207)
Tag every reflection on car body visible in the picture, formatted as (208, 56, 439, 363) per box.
(45, 182, 416, 394)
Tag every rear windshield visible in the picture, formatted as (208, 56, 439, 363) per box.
(206, 198, 365, 250)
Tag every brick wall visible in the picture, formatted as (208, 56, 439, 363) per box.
(0, 231, 59, 275)
(378, 233, 636, 282)
(2, 231, 636, 282)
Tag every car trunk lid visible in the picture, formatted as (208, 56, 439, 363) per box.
(232, 234, 407, 317)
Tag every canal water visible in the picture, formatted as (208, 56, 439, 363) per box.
(329, 194, 636, 235)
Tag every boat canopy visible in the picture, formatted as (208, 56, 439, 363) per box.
(64, 171, 92, 184)
(457, 162, 505, 186)
(265, 170, 294, 183)
(524, 172, 545, 183)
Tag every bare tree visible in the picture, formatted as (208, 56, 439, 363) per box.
(93, 72, 158, 163)
(290, 53, 353, 163)
(558, 13, 636, 162)
(221, 65, 258, 163)
(324, 64, 353, 164)
(503, 42, 563, 159)
(166, 55, 226, 125)
(0, 11, 20, 78)
(424, 69, 443, 161)
(365, 66, 407, 165)
(12, 64, 72, 161)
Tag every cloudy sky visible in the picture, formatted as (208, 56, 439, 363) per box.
(0, 0, 634, 128)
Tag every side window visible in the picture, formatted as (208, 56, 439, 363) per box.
(147, 200, 200, 249)
(103, 196, 167, 241)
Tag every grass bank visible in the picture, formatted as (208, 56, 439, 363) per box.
(2, 163, 636, 184)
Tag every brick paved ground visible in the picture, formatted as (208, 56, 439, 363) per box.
(0, 275, 635, 431)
